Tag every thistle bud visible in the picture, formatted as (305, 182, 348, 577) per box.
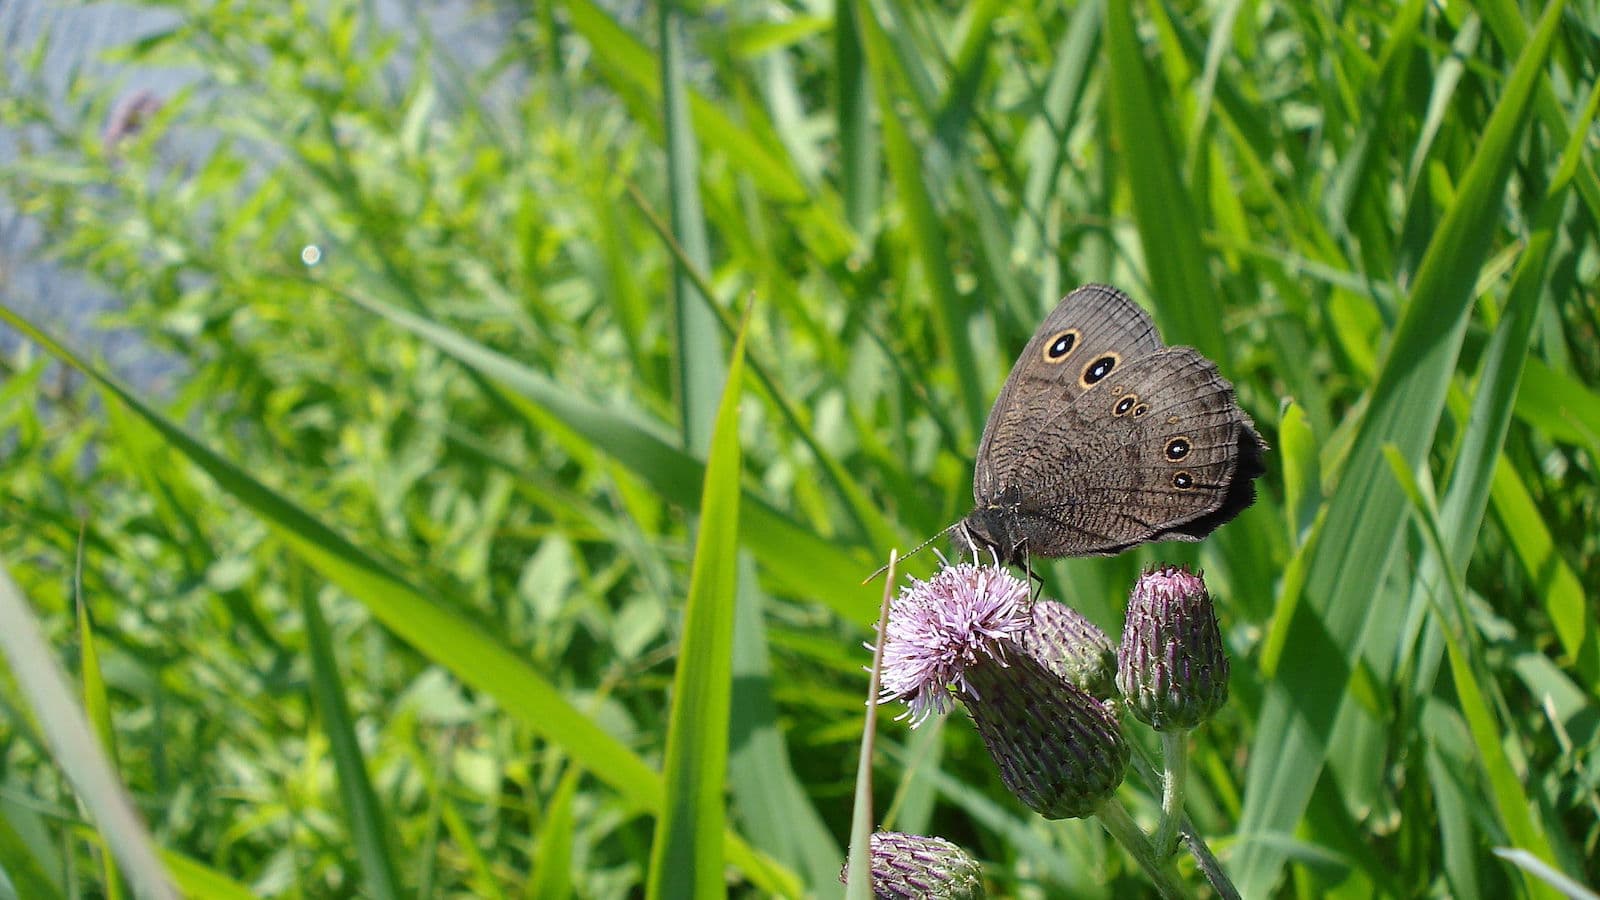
(962, 652, 1128, 819)
(1020, 598, 1117, 699)
(841, 832, 986, 899)
(1116, 565, 1229, 731)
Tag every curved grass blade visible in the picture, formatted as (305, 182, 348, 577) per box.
(1233, 3, 1568, 894)
(854, 0, 984, 439)
(647, 309, 748, 899)
(0, 562, 177, 900)
(301, 580, 406, 900)
(0, 309, 800, 898)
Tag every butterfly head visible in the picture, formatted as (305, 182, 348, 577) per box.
(958, 505, 1027, 568)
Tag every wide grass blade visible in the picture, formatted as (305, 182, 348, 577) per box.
(647, 310, 748, 899)
(1105, 0, 1225, 360)
(0, 562, 177, 900)
(0, 309, 801, 898)
(660, 0, 722, 454)
(1233, 3, 1567, 894)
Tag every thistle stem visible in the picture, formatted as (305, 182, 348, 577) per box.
(1094, 797, 1189, 899)
(1156, 728, 1189, 857)
(1127, 732, 1239, 899)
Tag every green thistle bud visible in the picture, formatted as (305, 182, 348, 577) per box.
(962, 652, 1129, 819)
(1116, 565, 1229, 731)
(1020, 597, 1117, 700)
(840, 832, 986, 899)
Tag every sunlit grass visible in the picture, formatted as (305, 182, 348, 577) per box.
(2, 0, 1597, 896)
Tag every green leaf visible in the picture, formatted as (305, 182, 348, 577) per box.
(648, 310, 748, 899)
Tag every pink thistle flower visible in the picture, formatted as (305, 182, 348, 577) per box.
(874, 563, 1032, 727)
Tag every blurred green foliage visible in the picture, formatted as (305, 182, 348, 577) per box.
(2, 0, 1598, 896)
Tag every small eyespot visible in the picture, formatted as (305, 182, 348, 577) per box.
(1042, 329, 1079, 363)
(1113, 395, 1137, 416)
(1173, 471, 1194, 489)
(1167, 416, 1181, 425)
(1133, 404, 1150, 417)
(1081, 354, 1118, 386)
(1165, 437, 1191, 461)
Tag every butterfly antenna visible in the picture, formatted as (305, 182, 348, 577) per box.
(861, 522, 961, 585)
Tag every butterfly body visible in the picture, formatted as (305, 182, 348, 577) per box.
(957, 285, 1266, 567)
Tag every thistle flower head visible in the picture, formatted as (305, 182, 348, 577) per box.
(1019, 597, 1117, 699)
(1117, 564, 1230, 731)
(840, 832, 986, 899)
(874, 563, 1031, 727)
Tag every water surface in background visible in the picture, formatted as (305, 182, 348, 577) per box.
(0, 0, 528, 396)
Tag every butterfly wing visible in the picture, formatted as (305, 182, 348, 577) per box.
(1000, 347, 1265, 556)
(974, 284, 1164, 505)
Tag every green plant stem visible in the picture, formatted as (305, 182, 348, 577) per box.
(1094, 797, 1189, 899)
(1129, 736, 1239, 899)
(1156, 728, 1189, 858)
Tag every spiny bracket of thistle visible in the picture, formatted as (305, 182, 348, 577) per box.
(840, 832, 986, 899)
(962, 652, 1129, 819)
(1020, 597, 1118, 700)
(1117, 564, 1230, 732)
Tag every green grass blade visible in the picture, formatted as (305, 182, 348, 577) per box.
(301, 582, 407, 900)
(1233, 3, 1568, 894)
(727, 558, 843, 890)
(1488, 460, 1597, 688)
(0, 562, 177, 900)
(156, 851, 258, 900)
(527, 769, 579, 900)
(1382, 447, 1563, 898)
(0, 812, 64, 900)
(845, 552, 896, 900)
(1105, 0, 1225, 361)
(0, 308, 800, 898)
(73, 539, 123, 900)
(660, 0, 723, 454)
(647, 310, 748, 900)
(855, 1, 984, 439)
(835, 0, 878, 237)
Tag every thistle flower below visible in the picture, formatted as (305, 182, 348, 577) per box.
(874, 562, 1032, 727)
(840, 832, 985, 899)
(1117, 565, 1230, 731)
